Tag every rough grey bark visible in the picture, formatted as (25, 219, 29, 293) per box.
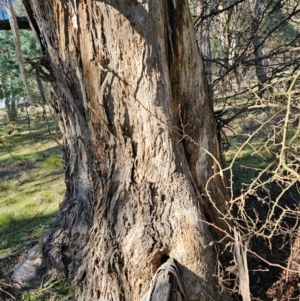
(14, 0, 230, 300)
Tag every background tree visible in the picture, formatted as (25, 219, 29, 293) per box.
(192, 0, 300, 104)
(0, 30, 40, 96)
(5, 98, 17, 121)
(0, 2, 50, 128)
(191, 1, 300, 299)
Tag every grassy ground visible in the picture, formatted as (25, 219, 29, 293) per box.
(0, 108, 270, 300)
(222, 109, 300, 300)
(0, 105, 297, 300)
(223, 111, 276, 193)
(0, 110, 74, 300)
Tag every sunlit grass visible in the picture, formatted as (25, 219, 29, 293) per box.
(0, 112, 71, 299)
(41, 154, 64, 169)
(0, 181, 12, 192)
(0, 210, 16, 229)
(19, 278, 75, 301)
(0, 115, 65, 259)
(224, 114, 276, 190)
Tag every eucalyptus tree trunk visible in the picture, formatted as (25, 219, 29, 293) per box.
(215, 4, 236, 90)
(196, 0, 212, 84)
(249, 0, 268, 91)
(217, 4, 232, 68)
(5, 0, 34, 105)
(15, 0, 230, 300)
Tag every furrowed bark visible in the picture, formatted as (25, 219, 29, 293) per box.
(14, 1, 231, 300)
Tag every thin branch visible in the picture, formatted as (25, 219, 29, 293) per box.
(203, 220, 300, 274)
(0, 287, 16, 300)
(5, 0, 35, 105)
(0, 16, 30, 30)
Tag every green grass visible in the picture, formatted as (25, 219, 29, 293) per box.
(224, 114, 276, 192)
(41, 154, 64, 169)
(18, 278, 74, 301)
(0, 110, 72, 299)
(0, 181, 12, 192)
(0, 210, 16, 228)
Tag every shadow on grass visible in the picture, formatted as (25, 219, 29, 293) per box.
(0, 212, 59, 257)
(0, 121, 61, 150)
(0, 211, 75, 301)
(33, 169, 65, 184)
(0, 145, 64, 182)
(0, 144, 62, 164)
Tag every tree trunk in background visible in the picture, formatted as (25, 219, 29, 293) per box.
(16, 0, 230, 300)
(5, 0, 34, 105)
(249, 0, 268, 91)
(196, 0, 212, 84)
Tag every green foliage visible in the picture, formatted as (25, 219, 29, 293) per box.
(262, 8, 299, 44)
(0, 31, 24, 100)
(0, 26, 43, 122)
